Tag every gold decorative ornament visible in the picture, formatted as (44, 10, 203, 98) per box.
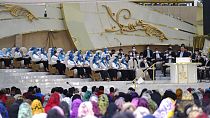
(102, 5, 168, 41)
(0, 4, 38, 22)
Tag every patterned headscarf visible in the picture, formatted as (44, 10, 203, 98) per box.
(59, 101, 70, 118)
(78, 101, 95, 118)
(0, 102, 9, 118)
(62, 97, 71, 108)
(71, 99, 82, 118)
(147, 99, 157, 114)
(104, 102, 118, 118)
(8, 100, 23, 118)
(98, 94, 109, 115)
(121, 102, 136, 112)
(18, 102, 32, 118)
(91, 101, 101, 117)
(89, 95, 98, 103)
(31, 99, 44, 115)
(153, 98, 175, 118)
(115, 97, 125, 110)
(83, 91, 92, 101)
(133, 107, 150, 118)
(131, 98, 148, 109)
(44, 92, 60, 113)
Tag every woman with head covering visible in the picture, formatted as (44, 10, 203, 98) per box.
(131, 98, 149, 109)
(59, 101, 70, 118)
(89, 95, 98, 103)
(47, 106, 65, 118)
(78, 101, 95, 118)
(18, 102, 32, 118)
(133, 107, 150, 118)
(121, 102, 136, 112)
(98, 94, 109, 115)
(91, 101, 101, 117)
(31, 99, 44, 115)
(45, 92, 60, 113)
(8, 100, 23, 118)
(83, 91, 92, 101)
(150, 90, 162, 107)
(104, 102, 118, 118)
(115, 97, 125, 110)
(153, 98, 175, 118)
(71, 99, 82, 118)
(0, 102, 9, 118)
(62, 97, 71, 108)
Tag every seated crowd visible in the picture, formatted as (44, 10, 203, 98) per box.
(0, 86, 210, 118)
(0, 44, 209, 81)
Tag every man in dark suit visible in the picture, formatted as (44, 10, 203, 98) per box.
(143, 45, 153, 62)
(152, 48, 163, 63)
(177, 46, 190, 57)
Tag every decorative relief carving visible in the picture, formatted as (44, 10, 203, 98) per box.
(102, 5, 168, 41)
(0, 4, 38, 22)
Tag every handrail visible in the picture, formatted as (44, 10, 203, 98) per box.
(126, 62, 156, 89)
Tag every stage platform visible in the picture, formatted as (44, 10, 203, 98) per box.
(0, 69, 209, 94)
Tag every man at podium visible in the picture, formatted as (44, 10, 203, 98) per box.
(177, 45, 190, 57)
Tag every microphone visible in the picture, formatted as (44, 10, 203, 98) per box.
(66, 82, 72, 87)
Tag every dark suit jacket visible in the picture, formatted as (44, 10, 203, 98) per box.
(152, 53, 163, 60)
(177, 51, 190, 57)
(143, 50, 153, 58)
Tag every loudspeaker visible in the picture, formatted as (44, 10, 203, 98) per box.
(203, 0, 210, 35)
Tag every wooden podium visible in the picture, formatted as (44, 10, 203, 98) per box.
(166, 58, 201, 83)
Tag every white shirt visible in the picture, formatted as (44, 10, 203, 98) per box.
(147, 50, 150, 58)
(128, 58, 138, 69)
(156, 53, 160, 59)
(180, 52, 184, 57)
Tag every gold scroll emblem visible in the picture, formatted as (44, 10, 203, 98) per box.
(102, 5, 168, 41)
(0, 4, 38, 22)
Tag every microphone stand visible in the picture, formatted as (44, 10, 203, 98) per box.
(66, 82, 72, 87)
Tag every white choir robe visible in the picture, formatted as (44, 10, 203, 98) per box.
(84, 60, 90, 67)
(92, 63, 100, 71)
(100, 62, 109, 70)
(41, 54, 48, 61)
(32, 54, 41, 62)
(111, 62, 120, 69)
(66, 60, 76, 69)
(120, 63, 128, 69)
(14, 52, 22, 59)
(51, 55, 58, 65)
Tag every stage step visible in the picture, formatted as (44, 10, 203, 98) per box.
(0, 69, 209, 95)
(0, 69, 31, 73)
